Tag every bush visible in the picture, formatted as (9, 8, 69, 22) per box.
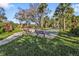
(70, 27, 79, 36)
(0, 28, 4, 34)
(3, 23, 14, 32)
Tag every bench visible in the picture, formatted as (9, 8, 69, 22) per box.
(23, 28, 49, 37)
(35, 29, 49, 37)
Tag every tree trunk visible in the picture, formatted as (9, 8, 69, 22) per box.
(40, 14, 44, 28)
(19, 20, 22, 28)
(63, 18, 66, 31)
(59, 19, 62, 30)
(41, 17, 43, 28)
(57, 20, 60, 29)
(53, 19, 56, 28)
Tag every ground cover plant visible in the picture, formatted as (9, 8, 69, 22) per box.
(0, 32, 79, 56)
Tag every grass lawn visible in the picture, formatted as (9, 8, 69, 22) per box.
(0, 28, 22, 40)
(0, 32, 79, 56)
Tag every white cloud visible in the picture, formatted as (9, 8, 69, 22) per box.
(0, 3, 15, 10)
(0, 3, 9, 8)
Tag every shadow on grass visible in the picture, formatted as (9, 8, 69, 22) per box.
(0, 35, 79, 56)
(59, 35, 79, 44)
(58, 31, 79, 44)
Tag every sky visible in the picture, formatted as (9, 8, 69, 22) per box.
(0, 3, 79, 23)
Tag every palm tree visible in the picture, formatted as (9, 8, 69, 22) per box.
(53, 4, 63, 29)
(65, 6, 74, 30)
(53, 3, 74, 31)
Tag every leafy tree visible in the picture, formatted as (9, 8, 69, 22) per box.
(26, 3, 39, 25)
(0, 7, 7, 22)
(71, 15, 78, 31)
(37, 3, 48, 28)
(43, 16, 49, 28)
(15, 8, 26, 25)
(15, 4, 39, 27)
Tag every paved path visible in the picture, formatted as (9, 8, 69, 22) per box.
(0, 29, 59, 46)
(27, 29, 59, 39)
(0, 32, 24, 46)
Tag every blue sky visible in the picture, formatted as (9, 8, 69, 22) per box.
(0, 3, 79, 23)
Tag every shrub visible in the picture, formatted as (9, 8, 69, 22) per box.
(3, 23, 14, 32)
(70, 27, 79, 36)
(0, 27, 4, 34)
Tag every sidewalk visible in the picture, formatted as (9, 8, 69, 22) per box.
(0, 32, 24, 46)
(0, 29, 59, 46)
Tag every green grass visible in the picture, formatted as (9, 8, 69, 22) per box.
(0, 28, 22, 40)
(0, 32, 79, 56)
